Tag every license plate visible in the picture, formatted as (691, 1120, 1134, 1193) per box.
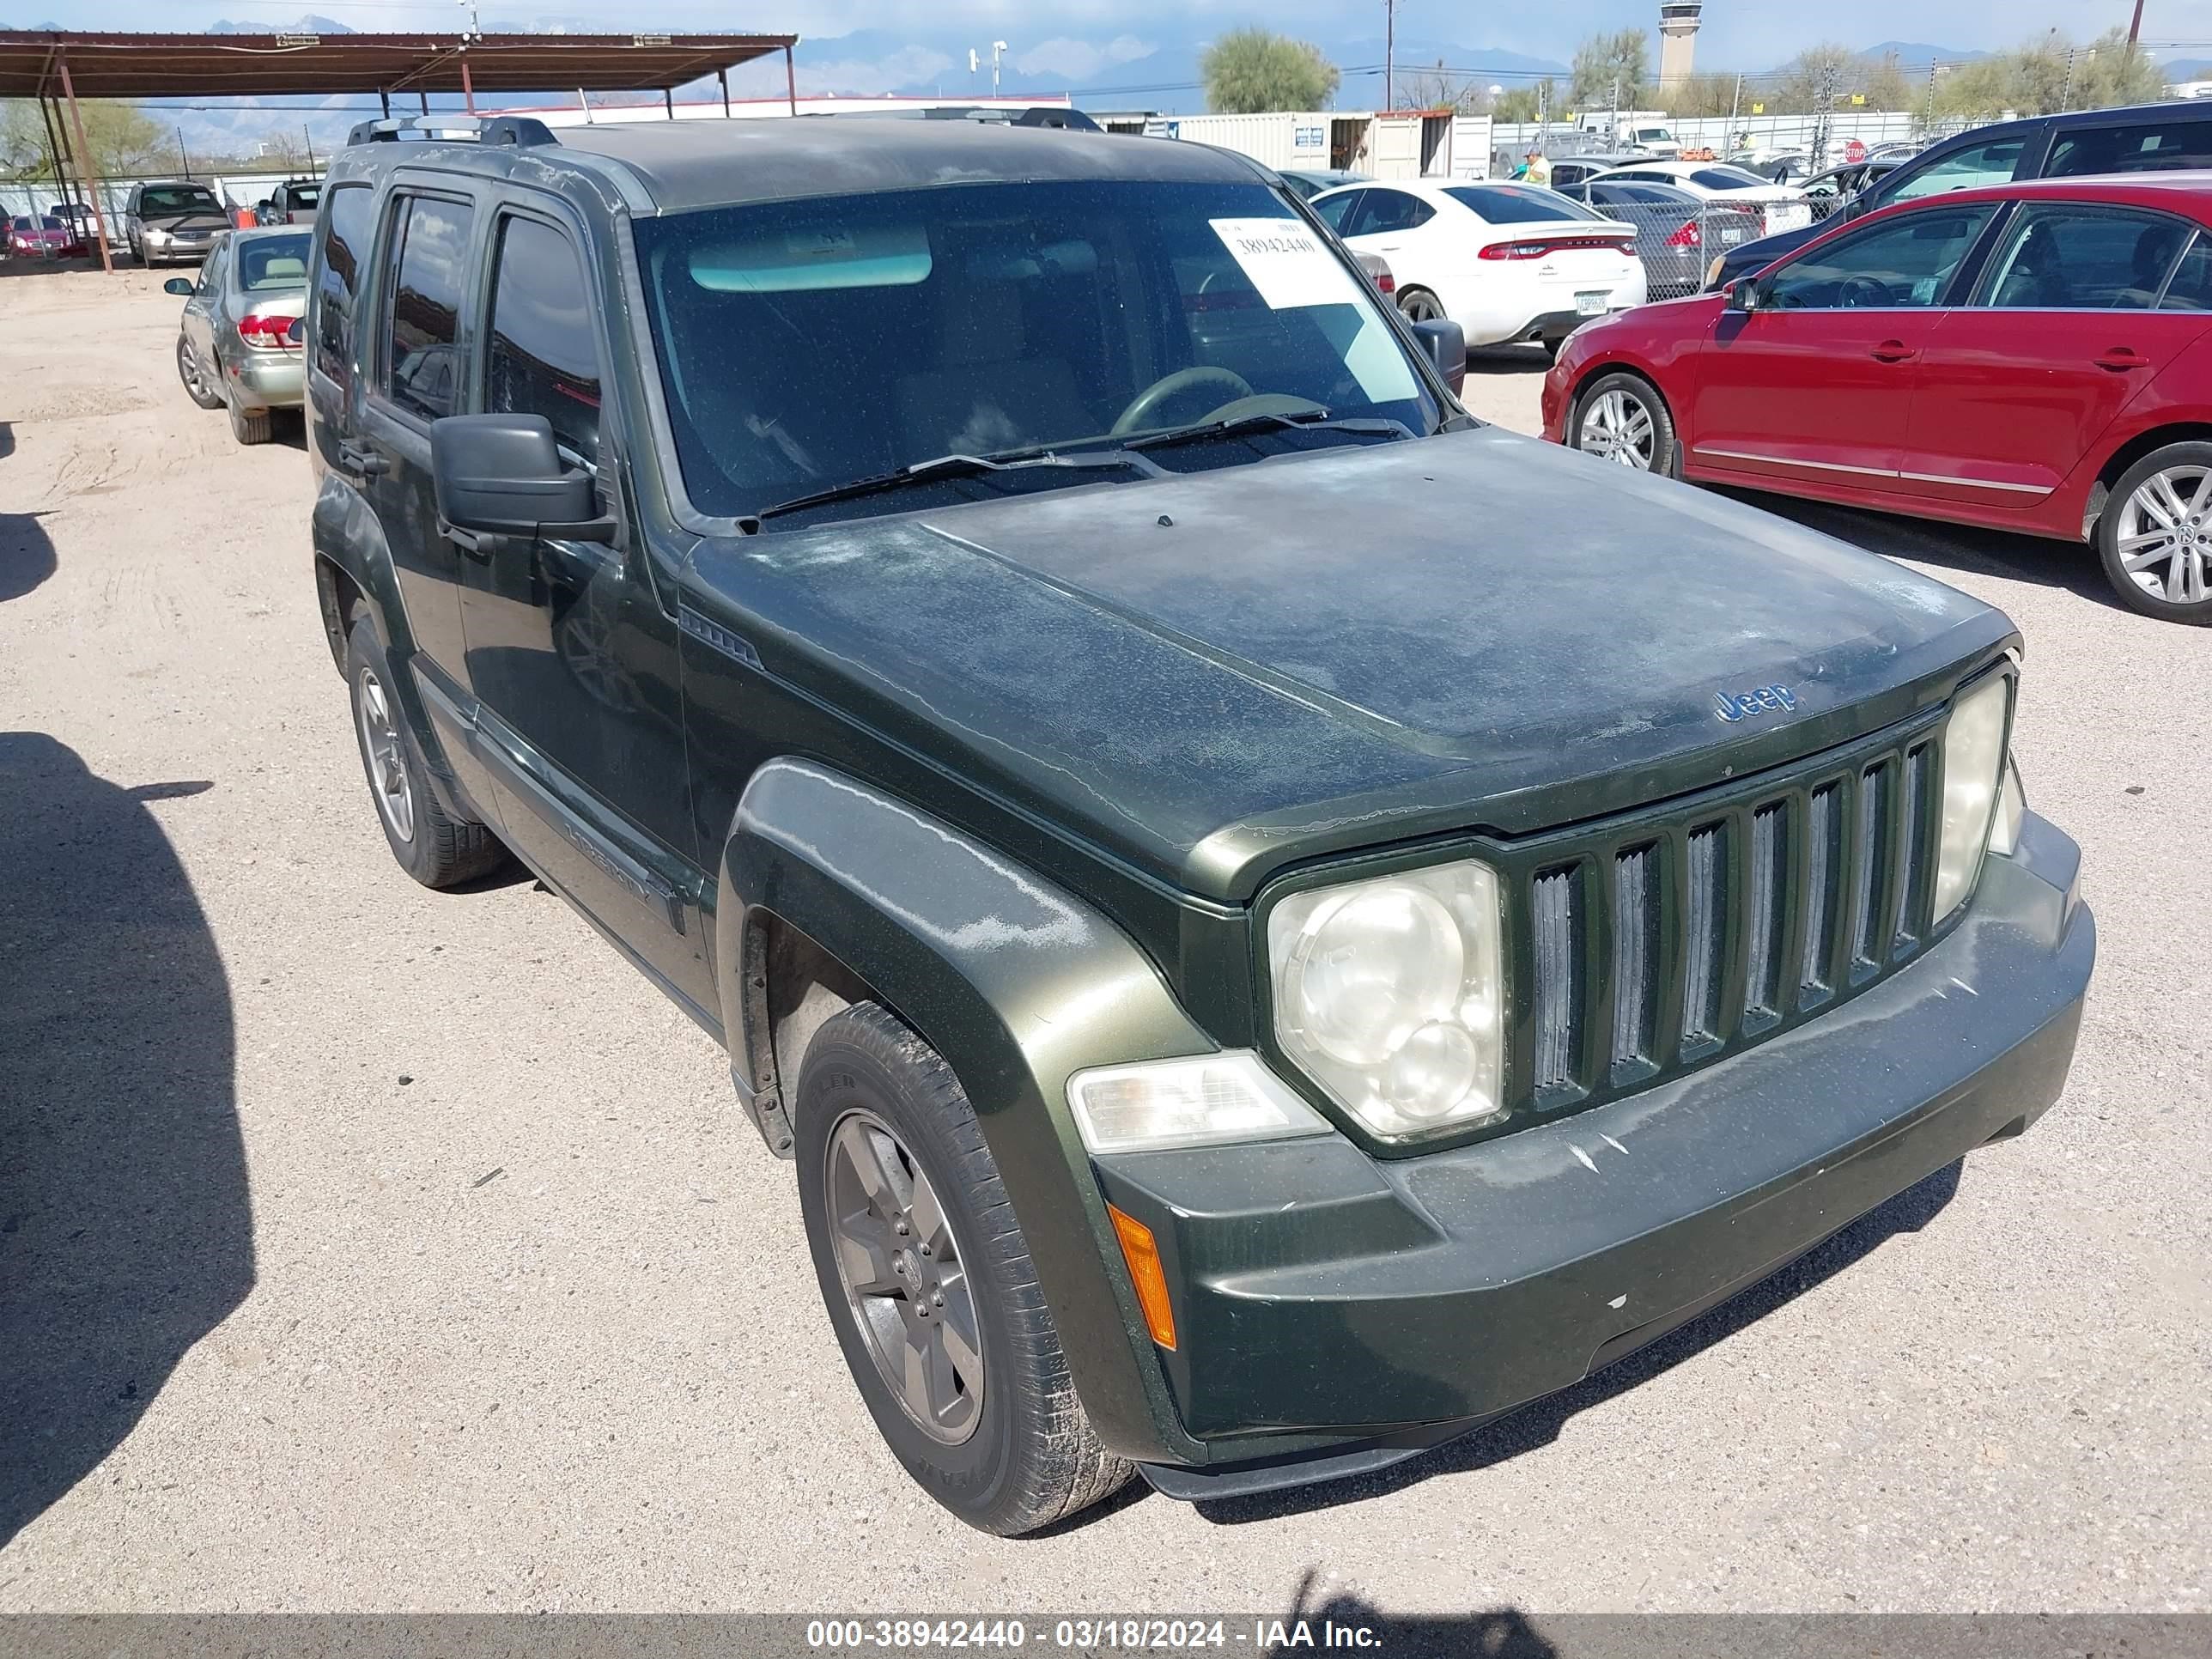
(1575, 290, 1607, 316)
(1722, 228, 1744, 244)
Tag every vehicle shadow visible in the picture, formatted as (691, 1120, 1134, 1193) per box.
(1193, 1158, 1962, 1527)
(1260, 1577, 1558, 1658)
(1718, 488, 2125, 613)
(1, 507, 57, 603)
(0, 733, 252, 1549)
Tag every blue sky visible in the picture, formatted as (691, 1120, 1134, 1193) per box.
(33, 1, 2212, 74)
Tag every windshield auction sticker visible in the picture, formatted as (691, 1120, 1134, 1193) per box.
(1209, 218, 1363, 309)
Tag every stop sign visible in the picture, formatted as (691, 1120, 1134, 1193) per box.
(1844, 138, 1868, 164)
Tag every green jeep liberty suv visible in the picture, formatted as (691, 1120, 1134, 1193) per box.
(304, 112, 2094, 1534)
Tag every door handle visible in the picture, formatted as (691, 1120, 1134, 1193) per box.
(337, 441, 388, 479)
(1869, 340, 1918, 364)
(2094, 348, 2150, 371)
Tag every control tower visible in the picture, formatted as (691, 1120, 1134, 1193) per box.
(1659, 1, 1703, 90)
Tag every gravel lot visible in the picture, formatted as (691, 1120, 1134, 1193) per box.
(2, 269, 2206, 1617)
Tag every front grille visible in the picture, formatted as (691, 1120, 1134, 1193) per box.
(1512, 711, 1956, 1115)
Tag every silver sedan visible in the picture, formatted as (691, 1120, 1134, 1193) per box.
(166, 226, 313, 445)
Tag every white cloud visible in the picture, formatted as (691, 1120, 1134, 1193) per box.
(1011, 34, 1155, 81)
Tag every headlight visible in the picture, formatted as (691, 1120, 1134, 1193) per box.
(1934, 673, 2011, 920)
(1988, 758, 2025, 858)
(1267, 860, 1504, 1140)
(1705, 252, 1725, 287)
(144, 227, 169, 244)
(1066, 1053, 1333, 1155)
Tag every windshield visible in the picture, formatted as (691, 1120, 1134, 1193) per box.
(1443, 185, 1601, 223)
(1634, 128, 1674, 143)
(139, 185, 220, 216)
(634, 179, 1438, 521)
(235, 231, 313, 290)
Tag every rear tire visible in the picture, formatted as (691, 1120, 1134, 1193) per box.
(344, 615, 507, 888)
(794, 1002, 1135, 1535)
(1395, 285, 1445, 325)
(1571, 370, 1676, 476)
(228, 396, 272, 446)
(2097, 441, 2212, 624)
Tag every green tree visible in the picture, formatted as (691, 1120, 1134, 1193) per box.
(1200, 27, 1340, 114)
(1569, 28, 1650, 111)
(2071, 28, 2169, 109)
(1491, 80, 1555, 125)
(1657, 72, 1747, 118)
(1, 96, 163, 183)
(1936, 27, 2170, 118)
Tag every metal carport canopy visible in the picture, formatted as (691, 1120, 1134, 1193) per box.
(0, 29, 799, 99)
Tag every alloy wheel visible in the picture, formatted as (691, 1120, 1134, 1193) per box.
(1397, 290, 1443, 325)
(2114, 464, 2212, 605)
(355, 665, 416, 844)
(1577, 388, 1658, 469)
(823, 1109, 984, 1446)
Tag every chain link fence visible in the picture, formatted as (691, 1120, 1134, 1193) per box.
(1581, 195, 1850, 297)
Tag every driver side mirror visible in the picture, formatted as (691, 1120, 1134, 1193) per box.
(1409, 317, 1467, 396)
(1723, 278, 1764, 313)
(162, 276, 193, 296)
(430, 413, 613, 544)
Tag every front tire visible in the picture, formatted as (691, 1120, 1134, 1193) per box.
(2098, 441, 2212, 623)
(1572, 370, 1676, 475)
(794, 1002, 1134, 1535)
(344, 615, 507, 887)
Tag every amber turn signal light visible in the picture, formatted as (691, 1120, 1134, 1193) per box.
(1106, 1202, 1176, 1352)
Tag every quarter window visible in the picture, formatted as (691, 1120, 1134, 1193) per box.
(380, 195, 475, 422)
(1765, 205, 1998, 310)
(310, 181, 374, 387)
(483, 216, 605, 465)
(2160, 233, 2212, 312)
(1975, 206, 2193, 311)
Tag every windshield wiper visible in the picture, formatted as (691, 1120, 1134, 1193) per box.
(1119, 408, 1416, 453)
(749, 447, 1159, 528)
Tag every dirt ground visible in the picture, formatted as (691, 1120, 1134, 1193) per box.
(2, 266, 2207, 1615)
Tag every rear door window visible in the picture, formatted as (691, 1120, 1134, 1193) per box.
(483, 214, 604, 465)
(1886, 138, 2027, 203)
(1356, 190, 1433, 234)
(1974, 206, 2195, 310)
(2047, 121, 2212, 178)
(379, 194, 476, 422)
(310, 181, 374, 388)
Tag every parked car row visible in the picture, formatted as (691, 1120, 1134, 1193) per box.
(1545, 171, 2212, 622)
(162, 225, 312, 445)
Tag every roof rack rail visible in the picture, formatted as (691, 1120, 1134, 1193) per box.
(811, 105, 1100, 131)
(344, 113, 560, 149)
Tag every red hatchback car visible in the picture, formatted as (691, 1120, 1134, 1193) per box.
(1543, 173, 2212, 623)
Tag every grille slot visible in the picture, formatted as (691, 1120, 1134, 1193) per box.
(1853, 761, 1893, 969)
(1532, 868, 1580, 1091)
(1802, 783, 1840, 995)
(1744, 802, 1788, 1020)
(1680, 823, 1727, 1047)
(1894, 744, 1935, 951)
(1610, 844, 1659, 1070)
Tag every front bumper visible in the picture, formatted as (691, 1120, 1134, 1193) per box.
(1093, 814, 2091, 1498)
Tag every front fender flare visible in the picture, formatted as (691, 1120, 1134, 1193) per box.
(714, 757, 1215, 1466)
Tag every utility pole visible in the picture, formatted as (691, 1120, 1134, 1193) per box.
(176, 126, 191, 179)
(2060, 48, 2077, 112)
(1384, 0, 1395, 110)
(2129, 0, 2147, 46)
(304, 122, 316, 175)
(1810, 59, 1839, 169)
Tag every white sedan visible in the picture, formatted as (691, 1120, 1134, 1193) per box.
(1583, 159, 1816, 234)
(1310, 179, 1647, 354)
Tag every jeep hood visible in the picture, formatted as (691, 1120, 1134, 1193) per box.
(688, 427, 2013, 902)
